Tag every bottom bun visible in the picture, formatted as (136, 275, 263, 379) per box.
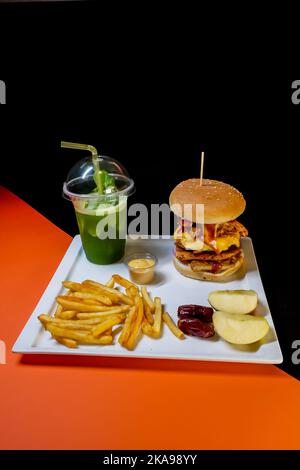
(173, 251, 245, 282)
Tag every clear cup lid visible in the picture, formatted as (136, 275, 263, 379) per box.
(63, 155, 135, 202)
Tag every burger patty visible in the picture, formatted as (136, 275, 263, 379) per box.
(175, 243, 241, 262)
(189, 254, 242, 273)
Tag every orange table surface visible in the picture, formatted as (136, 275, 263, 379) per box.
(0, 186, 299, 450)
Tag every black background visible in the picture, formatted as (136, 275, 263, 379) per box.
(0, 2, 299, 381)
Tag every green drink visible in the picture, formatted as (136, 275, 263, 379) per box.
(63, 151, 134, 265)
(74, 197, 127, 264)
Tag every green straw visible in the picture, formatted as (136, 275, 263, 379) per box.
(61, 141, 104, 195)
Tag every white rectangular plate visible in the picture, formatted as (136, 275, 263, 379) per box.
(13, 236, 283, 364)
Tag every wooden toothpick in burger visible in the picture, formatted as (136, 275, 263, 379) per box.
(200, 151, 205, 186)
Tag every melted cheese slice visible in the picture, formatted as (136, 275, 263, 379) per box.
(175, 230, 240, 253)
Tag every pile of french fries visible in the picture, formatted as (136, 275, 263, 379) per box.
(39, 274, 184, 350)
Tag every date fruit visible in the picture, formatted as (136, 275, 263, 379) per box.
(178, 317, 215, 338)
(177, 305, 214, 322)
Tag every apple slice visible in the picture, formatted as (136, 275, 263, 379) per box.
(213, 311, 269, 345)
(208, 290, 258, 315)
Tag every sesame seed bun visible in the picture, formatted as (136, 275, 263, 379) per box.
(169, 179, 246, 224)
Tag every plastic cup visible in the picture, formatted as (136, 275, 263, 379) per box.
(63, 155, 134, 264)
(125, 252, 157, 285)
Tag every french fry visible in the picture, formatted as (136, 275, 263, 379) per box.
(44, 315, 107, 325)
(131, 286, 139, 297)
(125, 287, 132, 298)
(118, 306, 137, 346)
(43, 276, 169, 351)
(142, 318, 160, 338)
(112, 325, 123, 337)
(46, 323, 113, 345)
(141, 287, 155, 313)
(39, 315, 94, 331)
(38, 314, 52, 324)
(71, 292, 106, 304)
(142, 297, 162, 338)
(75, 314, 121, 325)
(80, 298, 104, 306)
(63, 281, 100, 294)
(108, 288, 135, 306)
(63, 281, 84, 291)
(83, 280, 134, 305)
(69, 317, 109, 325)
(82, 279, 109, 289)
(69, 294, 112, 306)
(112, 274, 139, 297)
(105, 277, 115, 288)
(91, 315, 125, 337)
(62, 282, 112, 305)
(54, 337, 78, 348)
(54, 289, 72, 317)
(112, 274, 133, 289)
(126, 286, 139, 299)
(74, 292, 111, 305)
(56, 297, 113, 312)
(82, 280, 120, 302)
(152, 297, 162, 337)
(143, 299, 154, 325)
(54, 304, 63, 318)
(163, 312, 185, 339)
(126, 298, 144, 350)
(76, 306, 130, 319)
(57, 310, 77, 320)
(83, 335, 113, 345)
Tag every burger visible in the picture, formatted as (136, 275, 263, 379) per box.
(169, 179, 248, 281)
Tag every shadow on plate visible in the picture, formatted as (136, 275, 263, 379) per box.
(255, 301, 268, 317)
(19, 352, 283, 379)
(147, 271, 168, 286)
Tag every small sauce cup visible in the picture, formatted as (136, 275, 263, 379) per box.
(125, 252, 157, 285)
